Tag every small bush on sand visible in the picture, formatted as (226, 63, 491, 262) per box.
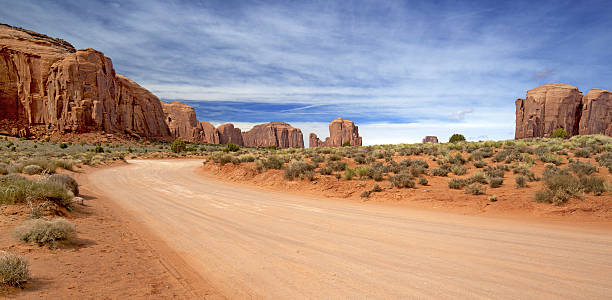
(371, 184, 382, 192)
(223, 142, 240, 152)
(328, 161, 348, 172)
(389, 172, 415, 188)
(469, 172, 488, 184)
(263, 156, 284, 170)
(344, 166, 355, 180)
(431, 168, 449, 177)
(489, 177, 503, 188)
(465, 183, 486, 195)
(319, 166, 332, 175)
(13, 218, 76, 247)
(451, 165, 467, 175)
(47, 174, 79, 196)
(580, 175, 607, 196)
(0, 175, 72, 206)
(360, 190, 371, 198)
(0, 251, 29, 287)
(284, 161, 315, 180)
(537, 153, 562, 165)
(418, 177, 428, 186)
(569, 161, 597, 175)
(22, 164, 43, 175)
(473, 160, 487, 168)
(449, 178, 470, 189)
(574, 148, 592, 158)
(515, 175, 528, 188)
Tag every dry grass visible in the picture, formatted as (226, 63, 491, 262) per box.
(0, 251, 29, 287)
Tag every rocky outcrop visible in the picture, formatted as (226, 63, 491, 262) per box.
(515, 84, 611, 139)
(217, 123, 244, 145)
(242, 122, 304, 148)
(422, 136, 438, 143)
(310, 118, 362, 147)
(578, 89, 612, 136)
(0, 24, 171, 139)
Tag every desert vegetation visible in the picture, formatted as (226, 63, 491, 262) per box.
(205, 134, 611, 206)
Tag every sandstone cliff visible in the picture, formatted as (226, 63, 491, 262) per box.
(310, 118, 362, 147)
(0, 24, 171, 139)
(515, 84, 611, 139)
(242, 122, 304, 148)
(422, 136, 439, 143)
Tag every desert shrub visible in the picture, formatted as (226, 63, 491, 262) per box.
(489, 177, 503, 188)
(469, 171, 488, 184)
(573, 148, 592, 158)
(431, 168, 449, 177)
(449, 134, 466, 143)
(473, 160, 487, 168)
(418, 177, 428, 185)
(0, 251, 29, 287)
(580, 175, 606, 196)
(263, 156, 284, 170)
(371, 184, 382, 192)
(552, 128, 567, 139)
(484, 165, 505, 178)
(354, 155, 367, 164)
(223, 142, 240, 152)
(342, 141, 351, 147)
(344, 166, 355, 180)
(450, 165, 467, 175)
(355, 166, 371, 178)
(218, 154, 238, 166)
(327, 154, 342, 162)
(515, 175, 528, 188)
(537, 153, 563, 165)
(0, 175, 72, 206)
(536, 171, 583, 205)
(489, 196, 497, 202)
(239, 154, 256, 163)
(13, 218, 76, 247)
(170, 139, 186, 153)
(59, 143, 68, 149)
(465, 183, 486, 195)
(311, 155, 325, 164)
(449, 178, 470, 189)
(360, 190, 371, 198)
(284, 161, 315, 180)
(569, 161, 597, 175)
(22, 164, 43, 175)
(318, 166, 332, 175)
(0, 163, 7, 175)
(492, 150, 510, 163)
(535, 189, 554, 203)
(47, 174, 79, 196)
(328, 161, 348, 172)
(389, 172, 415, 188)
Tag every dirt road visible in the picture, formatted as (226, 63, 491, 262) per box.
(86, 160, 612, 299)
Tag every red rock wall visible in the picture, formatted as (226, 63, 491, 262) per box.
(309, 118, 362, 147)
(242, 122, 304, 148)
(578, 89, 612, 136)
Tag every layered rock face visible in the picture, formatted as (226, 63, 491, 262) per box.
(422, 136, 439, 143)
(515, 84, 611, 139)
(0, 24, 171, 139)
(310, 118, 362, 147)
(242, 122, 304, 148)
(579, 89, 612, 136)
(217, 123, 244, 145)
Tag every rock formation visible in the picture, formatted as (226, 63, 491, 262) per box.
(310, 118, 362, 147)
(422, 136, 438, 143)
(242, 122, 304, 148)
(578, 89, 612, 136)
(217, 123, 244, 145)
(0, 24, 171, 139)
(515, 83, 611, 139)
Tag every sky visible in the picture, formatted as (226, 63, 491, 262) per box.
(1, 0, 611, 146)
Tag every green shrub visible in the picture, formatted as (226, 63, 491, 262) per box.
(418, 177, 428, 186)
(465, 183, 486, 195)
(573, 148, 592, 158)
(59, 143, 68, 149)
(344, 166, 355, 180)
(535, 189, 554, 203)
(515, 175, 528, 188)
(263, 156, 284, 170)
(284, 161, 315, 180)
(328, 161, 348, 172)
(569, 161, 597, 175)
(449, 134, 466, 143)
(537, 153, 563, 165)
(47, 174, 79, 196)
(13, 218, 76, 247)
(489, 177, 503, 188)
(22, 164, 43, 175)
(170, 139, 187, 153)
(0, 175, 72, 206)
(552, 128, 567, 139)
(327, 154, 342, 162)
(580, 175, 606, 196)
(489, 196, 498, 202)
(239, 155, 256, 162)
(94, 144, 104, 153)
(342, 141, 351, 147)
(319, 166, 332, 175)
(469, 172, 488, 184)
(431, 168, 449, 177)
(355, 166, 371, 178)
(224, 142, 240, 152)
(473, 160, 487, 168)
(484, 166, 505, 178)
(0, 251, 29, 287)
(449, 178, 470, 189)
(371, 184, 382, 192)
(389, 172, 415, 188)
(451, 165, 467, 175)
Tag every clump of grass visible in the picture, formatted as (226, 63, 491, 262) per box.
(13, 218, 76, 247)
(284, 161, 315, 180)
(568, 161, 597, 175)
(318, 166, 332, 175)
(580, 175, 607, 196)
(451, 165, 467, 175)
(22, 164, 43, 175)
(0, 251, 29, 287)
(431, 168, 449, 177)
(465, 183, 486, 195)
(262, 156, 284, 170)
(360, 190, 371, 198)
(489, 177, 503, 188)
(47, 174, 79, 196)
(418, 177, 428, 186)
(469, 172, 488, 184)
(489, 196, 498, 202)
(344, 166, 355, 180)
(449, 178, 470, 189)
(537, 153, 563, 165)
(371, 184, 382, 192)
(473, 160, 487, 168)
(515, 175, 528, 188)
(0, 175, 73, 206)
(327, 161, 348, 172)
(389, 172, 415, 188)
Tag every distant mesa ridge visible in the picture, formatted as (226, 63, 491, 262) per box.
(422, 136, 438, 143)
(515, 83, 612, 139)
(0, 23, 311, 148)
(309, 117, 362, 147)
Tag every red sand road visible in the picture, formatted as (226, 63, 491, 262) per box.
(86, 159, 612, 299)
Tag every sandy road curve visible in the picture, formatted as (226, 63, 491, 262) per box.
(86, 159, 612, 299)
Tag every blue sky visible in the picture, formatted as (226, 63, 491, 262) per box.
(2, 0, 611, 146)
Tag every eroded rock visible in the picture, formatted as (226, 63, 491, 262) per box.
(310, 118, 362, 147)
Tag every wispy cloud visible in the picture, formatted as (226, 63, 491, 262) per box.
(1, 0, 611, 144)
